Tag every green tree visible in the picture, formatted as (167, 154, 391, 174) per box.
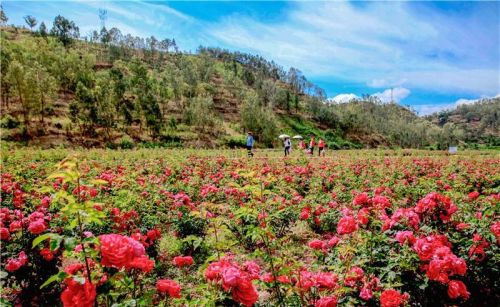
(50, 15, 79, 46)
(183, 96, 220, 134)
(0, 5, 8, 25)
(293, 94, 299, 113)
(38, 22, 48, 37)
(240, 92, 277, 147)
(29, 62, 58, 123)
(5, 60, 38, 125)
(23, 15, 37, 31)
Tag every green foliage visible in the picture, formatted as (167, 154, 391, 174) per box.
(240, 92, 278, 147)
(1, 17, 498, 149)
(50, 15, 79, 46)
(175, 210, 208, 238)
(182, 96, 221, 135)
(0, 5, 8, 25)
(427, 98, 500, 145)
(1, 114, 20, 129)
(23, 15, 37, 30)
(223, 136, 247, 148)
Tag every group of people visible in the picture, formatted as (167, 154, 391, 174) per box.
(246, 132, 326, 157)
(288, 134, 326, 157)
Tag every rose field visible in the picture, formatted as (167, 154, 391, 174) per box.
(0, 148, 499, 307)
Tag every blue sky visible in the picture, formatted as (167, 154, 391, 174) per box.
(3, 1, 499, 115)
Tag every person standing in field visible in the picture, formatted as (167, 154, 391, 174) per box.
(246, 132, 254, 157)
(318, 138, 325, 156)
(309, 134, 316, 156)
(284, 137, 291, 157)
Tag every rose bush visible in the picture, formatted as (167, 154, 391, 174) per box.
(0, 148, 498, 306)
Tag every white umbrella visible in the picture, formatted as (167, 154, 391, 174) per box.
(278, 134, 290, 139)
(292, 135, 303, 139)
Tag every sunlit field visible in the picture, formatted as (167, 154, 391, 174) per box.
(1, 148, 499, 306)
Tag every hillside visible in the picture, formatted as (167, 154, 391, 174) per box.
(1, 17, 499, 149)
(425, 98, 500, 146)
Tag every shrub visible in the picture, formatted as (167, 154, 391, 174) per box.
(0, 114, 20, 129)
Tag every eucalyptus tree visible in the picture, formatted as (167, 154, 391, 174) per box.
(23, 15, 37, 31)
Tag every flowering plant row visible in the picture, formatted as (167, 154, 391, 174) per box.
(1, 149, 499, 306)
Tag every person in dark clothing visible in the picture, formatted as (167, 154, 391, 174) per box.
(284, 137, 291, 156)
(309, 135, 316, 156)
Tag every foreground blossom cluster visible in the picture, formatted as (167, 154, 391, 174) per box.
(1, 150, 499, 306)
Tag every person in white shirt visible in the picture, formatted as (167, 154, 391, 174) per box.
(284, 137, 291, 156)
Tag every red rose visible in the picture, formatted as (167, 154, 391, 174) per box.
(156, 279, 181, 298)
(173, 256, 194, 267)
(222, 267, 242, 289)
(380, 289, 408, 307)
(0, 227, 10, 240)
(277, 275, 291, 284)
(300, 208, 311, 220)
(243, 261, 261, 279)
(357, 208, 370, 225)
(146, 229, 161, 241)
(308, 239, 325, 250)
(336, 216, 358, 235)
(315, 272, 337, 290)
(5, 251, 28, 272)
(128, 255, 155, 272)
(61, 278, 96, 307)
(40, 248, 55, 261)
(447, 280, 469, 300)
(344, 266, 364, 287)
(64, 263, 84, 275)
(360, 286, 373, 301)
(99, 234, 153, 272)
(100, 234, 138, 268)
(5, 259, 22, 272)
(315, 296, 337, 307)
(491, 221, 500, 244)
(9, 221, 22, 232)
(468, 191, 480, 200)
(426, 259, 449, 283)
(327, 236, 340, 248)
(28, 220, 46, 234)
(296, 270, 315, 291)
(395, 231, 416, 246)
(231, 278, 258, 307)
(353, 192, 370, 206)
(372, 195, 391, 209)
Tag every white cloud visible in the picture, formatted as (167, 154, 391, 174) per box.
(455, 98, 479, 106)
(415, 94, 499, 116)
(207, 1, 499, 96)
(328, 93, 360, 103)
(372, 87, 411, 103)
(455, 94, 500, 105)
(368, 78, 408, 88)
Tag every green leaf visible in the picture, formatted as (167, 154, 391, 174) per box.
(0, 270, 8, 279)
(50, 235, 63, 251)
(64, 237, 77, 251)
(32, 233, 62, 248)
(38, 186, 53, 194)
(90, 179, 108, 186)
(0, 297, 13, 307)
(48, 172, 68, 180)
(40, 271, 67, 289)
